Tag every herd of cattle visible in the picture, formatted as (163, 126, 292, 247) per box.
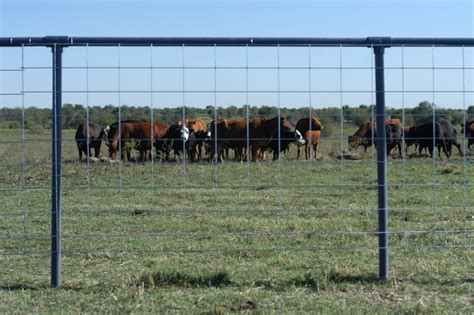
(75, 116, 474, 163)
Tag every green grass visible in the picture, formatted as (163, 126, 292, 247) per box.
(0, 128, 473, 313)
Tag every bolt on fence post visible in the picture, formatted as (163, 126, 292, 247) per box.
(373, 45, 389, 281)
(51, 43, 63, 288)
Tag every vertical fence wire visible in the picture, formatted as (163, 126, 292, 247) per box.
(370, 48, 376, 228)
(401, 45, 408, 220)
(339, 45, 344, 218)
(20, 45, 26, 249)
(117, 44, 123, 217)
(307, 45, 313, 209)
(150, 44, 155, 193)
(181, 44, 186, 187)
(431, 45, 436, 245)
(245, 45, 252, 185)
(461, 46, 467, 236)
(277, 45, 282, 211)
(213, 44, 218, 187)
(85, 44, 90, 188)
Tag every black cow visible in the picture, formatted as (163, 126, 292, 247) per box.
(265, 130, 306, 160)
(75, 122, 109, 160)
(405, 119, 460, 158)
(349, 119, 404, 157)
(461, 120, 474, 150)
(385, 122, 404, 156)
(162, 124, 195, 161)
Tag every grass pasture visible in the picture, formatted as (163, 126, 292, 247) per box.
(0, 128, 473, 313)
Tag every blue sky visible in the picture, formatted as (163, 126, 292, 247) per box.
(1, 0, 473, 109)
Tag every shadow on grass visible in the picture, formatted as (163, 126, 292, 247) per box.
(408, 276, 474, 286)
(139, 270, 232, 288)
(137, 269, 385, 291)
(327, 271, 380, 284)
(255, 271, 382, 292)
(1, 284, 84, 291)
(0, 285, 44, 291)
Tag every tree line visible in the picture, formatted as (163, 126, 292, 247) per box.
(1, 101, 472, 134)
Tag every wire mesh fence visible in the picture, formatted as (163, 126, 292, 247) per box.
(0, 37, 473, 287)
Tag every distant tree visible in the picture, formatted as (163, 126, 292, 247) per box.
(226, 105, 239, 118)
(411, 101, 434, 123)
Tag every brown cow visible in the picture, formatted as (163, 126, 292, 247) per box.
(302, 131, 321, 160)
(295, 116, 324, 160)
(210, 116, 293, 162)
(108, 121, 168, 161)
(348, 119, 404, 156)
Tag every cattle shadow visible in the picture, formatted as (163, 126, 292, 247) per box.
(0, 284, 83, 291)
(0, 284, 43, 291)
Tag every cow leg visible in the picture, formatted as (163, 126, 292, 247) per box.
(77, 144, 83, 161)
(437, 144, 442, 158)
(313, 141, 319, 160)
(95, 144, 101, 158)
(191, 147, 197, 162)
(455, 143, 463, 156)
(305, 142, 310, 160)
(251, 145, 259, 162)
(457, 143, 463, 155)
(428, 145, 434, 158)
(218, 146, 224, 163)
(238, 148, 243, 163)
(197, 143, 203, 161)
(273, 150, 278, 161)
(296, 146, 301, 160)
(442, 142, 450, 158)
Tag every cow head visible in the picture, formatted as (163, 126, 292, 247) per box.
(348, 135, 361, 150)
(180, 125, 190, 142)
(280, 116, 293, 132)
(404, 126, 417, 147)
(294, 130, 306, 145)
(108, 136, 120, 159)
(462, 120, 474, 137)
(103, 125, 110, 142)
(310, 116, 324, 131)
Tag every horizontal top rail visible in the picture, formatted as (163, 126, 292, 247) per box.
(0, 36, 474, 47)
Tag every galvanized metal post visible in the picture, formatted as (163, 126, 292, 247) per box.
(373, 45, 389, 281)
(51, 43, 63, 287)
